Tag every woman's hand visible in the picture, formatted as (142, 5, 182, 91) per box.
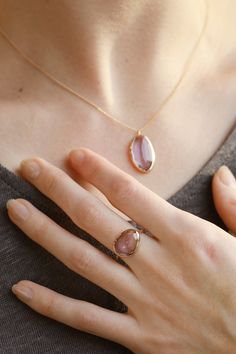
(212, 165, 236, 235)
(6, 148, 236, 354)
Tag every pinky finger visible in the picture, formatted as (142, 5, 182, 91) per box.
(12, 280, 137, 348)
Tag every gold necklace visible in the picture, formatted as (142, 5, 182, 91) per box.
(0, 0, 208, 173)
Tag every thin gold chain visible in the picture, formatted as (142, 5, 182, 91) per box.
(0, 0, 208, 135)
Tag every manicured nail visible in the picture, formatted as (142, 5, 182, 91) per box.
(6, 199, 29, 221)
(218, 166, 236, 187)
(70, 150, 85, 167)
(12, 284, 33, 301)
(20, 159, 41, 178)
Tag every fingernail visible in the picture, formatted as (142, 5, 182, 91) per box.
(6, 199, 29, 221)
(218, 166, 236, 187)
(70, 150, 85, 167)
(12, 284, 33, 301)
(20, 159, 41, 178)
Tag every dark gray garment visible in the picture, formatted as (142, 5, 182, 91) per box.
(0, 123, 235, 354)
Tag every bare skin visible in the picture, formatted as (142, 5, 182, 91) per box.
(0, 0, 235, 206)
(1, 2, 236, 353)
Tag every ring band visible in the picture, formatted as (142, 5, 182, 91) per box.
(114, 228, 235, 257)
(113, 228, 142, 257)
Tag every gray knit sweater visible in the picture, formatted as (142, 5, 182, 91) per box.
(0, 123, 235, 353)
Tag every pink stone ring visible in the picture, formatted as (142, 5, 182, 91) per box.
(113, 228, 142, 257)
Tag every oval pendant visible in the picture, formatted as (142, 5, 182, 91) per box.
(129, 134, 156, 173)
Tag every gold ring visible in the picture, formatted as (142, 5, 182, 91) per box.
(113, 228, 142, 257)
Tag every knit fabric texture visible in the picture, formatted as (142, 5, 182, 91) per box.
(0, 123, 235, 353)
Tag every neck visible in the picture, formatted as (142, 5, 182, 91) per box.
(0, 0, 207, 123)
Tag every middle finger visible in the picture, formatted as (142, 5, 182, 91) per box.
(18, 157, 158, 268)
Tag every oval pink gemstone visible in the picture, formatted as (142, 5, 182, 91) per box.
(114, 229, 140, 257)
(129, 134, 155, 172)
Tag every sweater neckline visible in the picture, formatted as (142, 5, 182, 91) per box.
(0, 121, 235, 206)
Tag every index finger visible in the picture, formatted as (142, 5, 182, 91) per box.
(69, 148, 186, 240)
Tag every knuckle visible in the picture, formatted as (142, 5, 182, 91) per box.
(44, 169, 65, 196)
(201, 237, 218, 262)
(80, 310, 97, 331)
(228, 194, 236, 207)
(74, 200, 101, 228)
(177, 210, 197, 231)
(32, 217, 50, 240)
(172, 211, 206, 248)
(175, 214, 219, 263)
(169, 209, 197, 242)
(76, 149, 100, 180)
(194, 227, 219, 263)
(43, 293, 57, 317)
(70, 245, 93, 275)
(111, 175, 138, 202)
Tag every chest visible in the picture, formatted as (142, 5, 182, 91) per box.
(0, 87, 235, 209)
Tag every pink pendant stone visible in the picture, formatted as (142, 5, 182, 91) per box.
(114, 229, 141, 257)
(129, 134, 155, 173)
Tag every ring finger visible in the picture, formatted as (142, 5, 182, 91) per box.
(7, 198, 143, 306)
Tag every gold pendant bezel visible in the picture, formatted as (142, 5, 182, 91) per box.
(129, 134, 156, 173)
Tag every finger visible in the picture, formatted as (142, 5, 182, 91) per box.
(7, 198, 143, 306)
(18, 156, 158, 267)
(68, 148, 190, 239)
(212, 165, 236, 234)
(12, 280, 137, 348)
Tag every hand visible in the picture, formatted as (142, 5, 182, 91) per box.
(6, 148, 236, 354)
(212, 165, 236, 235)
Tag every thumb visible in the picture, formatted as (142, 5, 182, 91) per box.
(212, 165, 236, 234)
